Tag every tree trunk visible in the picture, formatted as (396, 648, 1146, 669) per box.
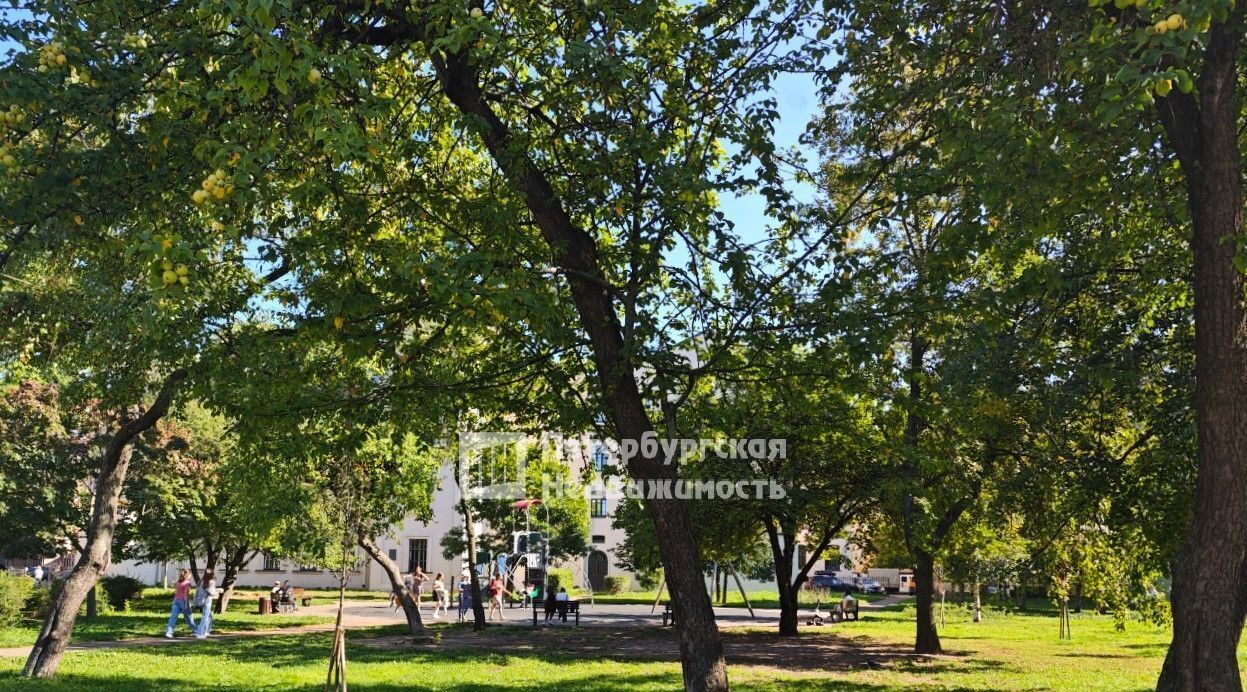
(188, 550, 200, 584)
(1154, 15, 1247, 691)
(914, 552, 941, 654)
(358, 533, 424, 635)
(23, 372, 184, 678)
(461, 502, 487, 630)
(770, 540, 798, 636)
(82, 586, 96, 623)
(216, 546, 254, 614)
(973, 577, 982, 623)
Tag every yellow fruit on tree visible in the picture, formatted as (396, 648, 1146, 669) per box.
(1155, 79, 1173, 96)
(161, 237, 173, 250)
(333, 315, 345, 330)
(1166, 13, 1183, 30)
(212, 187, 225, 200)
(162, 269, 177, 285)
(308, 67, 322, 85)
(175, 264, 188, 276)
(471, 7, 484, 18)
(178, 275, 189, 286)
(162, 259, 173, 270)
(192, 189, 208, 204)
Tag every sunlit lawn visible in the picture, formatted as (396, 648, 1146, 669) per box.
(2, 596, 1243, 690)
(0, 589, 331, 648)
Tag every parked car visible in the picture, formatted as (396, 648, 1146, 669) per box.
(854, 576, 885, 594)
(808, 571, 849, 591)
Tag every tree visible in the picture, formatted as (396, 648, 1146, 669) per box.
(681, 346, 878, 635)
(121, 403, 283, 613)
(823, 0, 1243, 683)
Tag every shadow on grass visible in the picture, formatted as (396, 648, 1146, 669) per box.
(0, 634, 931, 692)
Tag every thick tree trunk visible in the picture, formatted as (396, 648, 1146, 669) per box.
(23, 372, 184, 678)
(216, 546, 254, 614)
(914, 552, 941, 654)
(358, 533, 424, 635)
(1155, 16, 1247, 692)
(769, 535, 799, 636)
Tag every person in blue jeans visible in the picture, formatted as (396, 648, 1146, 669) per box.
(165, 568, 198, 638)
(194, 570, 220, 639)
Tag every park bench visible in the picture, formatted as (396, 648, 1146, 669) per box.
(836, 600, 860, 621)
(533, 598, 581, 626)
(662, 602, 678, 627)
(806, 600, 859, 626)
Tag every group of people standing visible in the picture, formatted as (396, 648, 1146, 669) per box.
(394, 566, 450, 619)
(165, 568, 220, 640)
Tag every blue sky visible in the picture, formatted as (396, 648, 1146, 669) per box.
(718, 70, 822, 245)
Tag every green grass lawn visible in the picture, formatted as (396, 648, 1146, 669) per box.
(1, 596, 1242, 690)
(0, 590, 332, 648)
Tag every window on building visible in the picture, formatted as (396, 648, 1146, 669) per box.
(408, 538, 428, 572)
(592, 445, 609, 472)
(388, 549, 398, 561)
(262, 553, 280, 571)
(796, 546, 807, 571)
(591, 535, 606, 544)
(297, 563, 320, 572)
(824, 547, 843, 572)
(590, 498, 608, 517)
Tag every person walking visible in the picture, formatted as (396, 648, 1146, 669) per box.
(411, 566, 428, 614)
(486, 571, 512, 622)
(165, 568, 198, 638)
(431, 572, 448, 619)
(194, 570, 220, 639)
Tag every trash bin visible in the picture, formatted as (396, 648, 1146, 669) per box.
(259, 596, 271, 615)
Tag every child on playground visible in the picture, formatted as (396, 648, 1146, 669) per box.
(165, 568, 198, 638)
(486, 571, 513, 622)
(431, 572, 449, 619)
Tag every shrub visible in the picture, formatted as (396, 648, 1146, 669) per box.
(603, 575, 631, 595)
(24, 579, 112, 620)
(636, 568, 663, 591)
(101, 575, 146, 611)
(546, 567, 575, 594)
(0, 572, 34, 630)
(22, 583, 50, 619)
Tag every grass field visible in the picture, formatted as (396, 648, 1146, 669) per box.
(0, 589, 331, 648)
(3, 594, 1239, 690)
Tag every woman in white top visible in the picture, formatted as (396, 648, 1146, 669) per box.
(431, 572, 448, 619)
(194, 570, 221, 639)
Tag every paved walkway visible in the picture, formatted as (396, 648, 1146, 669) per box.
(0, 594, 910, 659)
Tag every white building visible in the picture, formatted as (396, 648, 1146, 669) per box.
(110, 437, 860, 596)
